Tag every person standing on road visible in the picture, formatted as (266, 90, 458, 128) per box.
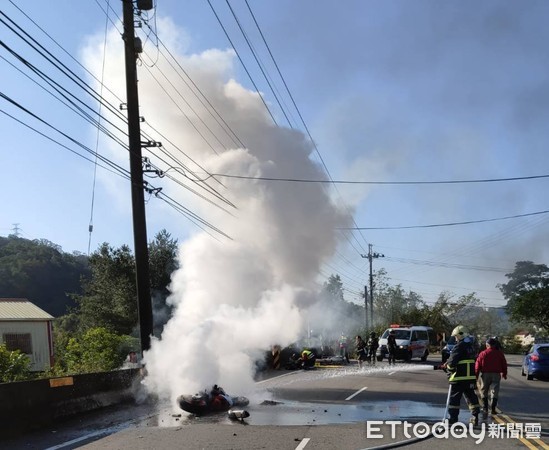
(339, 333, 349, 363)
(475, 337, 507, 417)
(387, 329, 397, 365)
(367, 332, 379, 365)
(355, 335, 367, 369)
(437, 333, 446, 354)
(441, 325, 480, 425)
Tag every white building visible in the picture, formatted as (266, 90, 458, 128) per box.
(0, 298, 54, 371)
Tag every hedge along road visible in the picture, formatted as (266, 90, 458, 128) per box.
(4, 355, 548, 450)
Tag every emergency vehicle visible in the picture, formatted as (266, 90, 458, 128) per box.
(376, 324, 434, 362)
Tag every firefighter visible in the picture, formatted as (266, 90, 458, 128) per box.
(387, 329, 397, 365)
(355, 335, 368, 368)
(367, 332, 379, 365)
(441, 325, 480, 425)
(299, 348, 316, 369)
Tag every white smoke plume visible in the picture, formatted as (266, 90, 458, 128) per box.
(83, 17, 350, 403)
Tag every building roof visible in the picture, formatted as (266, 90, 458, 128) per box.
(0, 298, 54, 321)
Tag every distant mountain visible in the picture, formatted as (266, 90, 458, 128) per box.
(0, 236, 90, 317)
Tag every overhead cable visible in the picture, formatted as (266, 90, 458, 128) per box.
(206, 172, 549, 185)
(205, 0, 279, 126)
(340, 209, 549, 230)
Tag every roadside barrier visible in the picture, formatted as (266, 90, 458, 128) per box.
(272, 345, 281, 370)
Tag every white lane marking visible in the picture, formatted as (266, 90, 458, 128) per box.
(388, 371, 396, 375)
(345, 386, 368, 401)
(255, 371, 297, 384)
(44, 429, 109, 450)
(295, 437, 311, 450)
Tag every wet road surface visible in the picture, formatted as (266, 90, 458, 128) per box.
(3, 355, 548, 449)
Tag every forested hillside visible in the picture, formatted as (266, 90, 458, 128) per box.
(0, 236, 89, 316)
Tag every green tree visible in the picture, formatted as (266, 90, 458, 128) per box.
(498, 261, 549, 331)
(73, 244, 137, 335)
(64, 327, 129, 374)
(50, 311, 82, 374)
(149, 229, 178, 294)
(373, 269, 425, 325)
(0, 236, 89, 316)
(149, 230, 178, 336)
(323, 274, 345, 302)
(72, 231, 179, 337)
(0, 344, 31, 382)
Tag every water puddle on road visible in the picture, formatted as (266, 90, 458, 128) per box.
(156, 400, 444, 427)
(153, 364, 443, 427)
(232, 400, 444, 426)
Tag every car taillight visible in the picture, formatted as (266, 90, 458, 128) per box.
(531, 354, 540, 362)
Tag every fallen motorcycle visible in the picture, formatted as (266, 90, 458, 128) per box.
(177, 390, 249, 416)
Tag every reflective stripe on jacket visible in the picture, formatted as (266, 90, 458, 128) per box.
(446, 338, 477, 383)
(447, 358, 476, 382)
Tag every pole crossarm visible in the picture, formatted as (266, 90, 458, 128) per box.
(361, 244, 384, 328)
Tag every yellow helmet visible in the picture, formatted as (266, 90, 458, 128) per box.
(451, 325, 468, 340)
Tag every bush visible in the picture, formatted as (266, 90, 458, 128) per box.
(502, 336, 524, 354)
(63, 327, 128, 374)
(0, 344, 31, 382)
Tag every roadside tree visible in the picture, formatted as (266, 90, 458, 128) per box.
(499, 261, 549, 332)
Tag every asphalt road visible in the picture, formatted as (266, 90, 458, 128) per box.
(4, 354, 548, 450)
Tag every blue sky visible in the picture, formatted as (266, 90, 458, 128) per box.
(3, 0, 549, 311)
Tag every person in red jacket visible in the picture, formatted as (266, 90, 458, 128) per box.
(475, 337, 507, 417)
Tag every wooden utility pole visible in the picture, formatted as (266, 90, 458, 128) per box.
(122, 0, 154, 353)
(361, 244, 384, 328)
(364, 285, 368, 330)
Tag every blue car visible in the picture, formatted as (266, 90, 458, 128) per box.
(522, 344, 549, 380)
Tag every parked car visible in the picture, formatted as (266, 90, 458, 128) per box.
(377, 325, 433, 362)
(522, 344, 549, 380)
(441, 334, 481, 363)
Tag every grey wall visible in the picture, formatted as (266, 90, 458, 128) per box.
(0, 369, 142, 438)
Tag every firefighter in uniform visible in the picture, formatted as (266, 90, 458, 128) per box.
(299, 349, 316, 369)
(442, 325, 480, 425)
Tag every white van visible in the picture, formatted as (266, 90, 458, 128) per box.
(376, 325, 433, 362)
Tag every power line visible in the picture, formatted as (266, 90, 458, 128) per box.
(138, 13, 246, 150)
(383, 256, 509, 273)
(0, 93, 130, 179)
(202, 1, 371, 256)
(88, 0, 111, 255)
(3, 4, 236, 215)
(223, 0, 293, 128)
(340, 209, 549, 230)
(205, 0, 279, 126)
(205, 172, 549, 185)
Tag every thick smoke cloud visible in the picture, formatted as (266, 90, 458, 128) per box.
(83, 17, 350, 402)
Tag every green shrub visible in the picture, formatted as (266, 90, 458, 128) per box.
(0, 344, 31, 382)
(63, 327, 128, 374)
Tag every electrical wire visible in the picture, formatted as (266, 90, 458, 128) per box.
(4, 4, 236, 214)
(242, 0, 370, 255)
(88, 0, 111, 255)
(340, 209, 549, 230)
(205, 172, 549, 185)
(138, 15, 246, 150)
(205, 0, 279, 126)
(224, 0, 293, 128)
